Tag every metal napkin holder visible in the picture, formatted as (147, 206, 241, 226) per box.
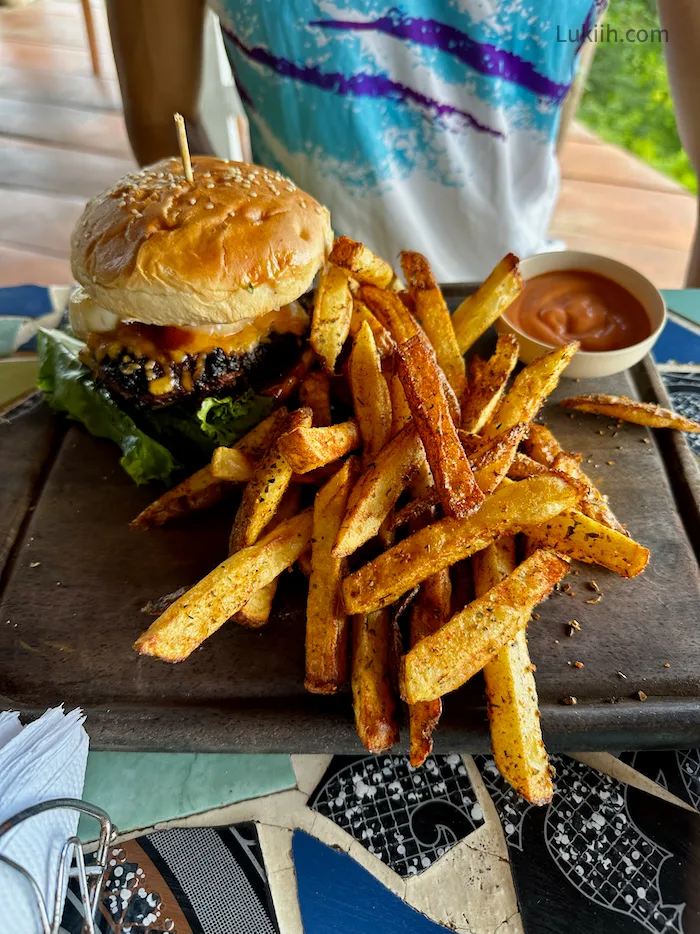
(0, 798, 117, 934)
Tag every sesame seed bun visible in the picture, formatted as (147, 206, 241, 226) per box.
(71, 156, 333, 328)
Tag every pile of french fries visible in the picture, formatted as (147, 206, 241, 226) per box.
(132, 235, 700, 806)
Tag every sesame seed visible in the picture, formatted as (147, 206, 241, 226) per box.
(206, 182, 215, 188)
(205, 203, 214, 210)
(189, 197, 197, 205)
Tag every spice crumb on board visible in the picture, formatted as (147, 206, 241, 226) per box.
(617, 670, 628, 680)
(568, 619, 581, 636)
(562, 695, 578, 705)
(641, 438, 650, 444)
(607, 461, 615, 466)
(664, 663, 671, 668)
(589, 581, 601, 592)
(637, 690, 648, 702)
(29, 562, 41, 568)
(574, 661, 584, 668)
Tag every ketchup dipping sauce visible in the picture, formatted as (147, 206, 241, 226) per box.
(505, 269, 651, 353)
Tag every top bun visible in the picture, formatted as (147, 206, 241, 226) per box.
(71, 156, 333, 327)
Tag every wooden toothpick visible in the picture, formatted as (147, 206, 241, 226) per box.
(174, 113, 194, 185)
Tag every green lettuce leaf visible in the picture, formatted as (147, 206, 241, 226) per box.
(196, 392, 273, 447)
(38, 328, 178, 485)
(37, 327, 274, 486)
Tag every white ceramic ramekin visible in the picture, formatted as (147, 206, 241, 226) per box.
(495, 251, 666, 379)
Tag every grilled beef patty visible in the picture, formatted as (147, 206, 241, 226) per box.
(91, 330, 303, 408)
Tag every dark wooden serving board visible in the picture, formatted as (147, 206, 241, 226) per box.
(1, 287, 700, 753)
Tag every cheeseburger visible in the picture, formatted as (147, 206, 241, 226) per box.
(70, 156, 332, 409)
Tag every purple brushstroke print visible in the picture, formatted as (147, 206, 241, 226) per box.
(221, 24, 504, 140)
(309, 8, 571, 103)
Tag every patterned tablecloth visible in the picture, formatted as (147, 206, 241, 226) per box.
(2, 286, 700, 934)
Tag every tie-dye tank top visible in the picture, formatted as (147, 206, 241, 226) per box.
(211, 1, 602, 280)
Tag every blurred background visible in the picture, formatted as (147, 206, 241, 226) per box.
(0, 0, 695, 291)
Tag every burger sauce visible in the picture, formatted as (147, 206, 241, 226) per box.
(505, 269, 651, 353)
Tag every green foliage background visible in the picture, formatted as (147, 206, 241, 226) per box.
(578, 0, 697, 193)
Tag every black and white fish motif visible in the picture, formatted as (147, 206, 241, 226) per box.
(309, 754, 485, 877)
(661, 371, 700, 455)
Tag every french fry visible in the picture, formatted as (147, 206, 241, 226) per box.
(130, 409, 288, 530)
(229, 408, 312, 552)
(342, 475, 581, 614)
(234, 485, 301, 628)
(311, 264, 353, 373)
(350, 299, 395, 358)
(130, 466, 231, 531)
(401, 549, 570, 704)
(333, 424, 424, 559)
(523, 423, 562, 466)
(329, 235, 394, 288)
(351, 609, 399, 753)
(389, 372, 413, 436)
(210, 447, 255, 482)
(482, 342, 579, 439)
(452, 253, 522, 354)
(401, 250, 467, 398)
(527, 510, 649, 577)
(306, 458, 359, 694)
(359, 284, 419, 343)
(134, 507, 313, 662)
(560, 393, 700, 432)
(473, 537, 553, 806)
(469, 423, 528, 495)
(397, 334, 484, 519)
(349, 321, 393, 465)
(278, 419, 361, 474)
(461, 334, 519, 433)
(263, 346, 316, 402)
(552, 452, 627, 535)
(299, 370, 332, 427)
(297, 546, 312, 578)
(409, 569, 451, 767)
(508, 452, 551, 480)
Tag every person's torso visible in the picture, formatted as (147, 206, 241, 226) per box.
(211, 1, 601, 279)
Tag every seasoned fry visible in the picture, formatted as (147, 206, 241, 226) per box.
(131, 409, 288, 530)
(351, 609, 400, 753)
(278, 419, 361, 474)
(350, 299, 396, 358)
(552, 452, 627, 535)
(508, 452, 551, 480)
(482, 341, 579, 439)
(229, 408, 312, 552)
(469, 423, 528, 495)
(311, 264, 353, 373)
(297, 546, 312, 578)
(401, 250, 467, 398)
(474, 537, 553, 806)
(349, 321, 392, 465)
(409, 569, 451, 767)
(527, 510, 649, 577)
(329, 235, 394, 288)
(209, 446, 255, 482)
(134, 508, 313, 662)
(401, 549, 569, 704)
(299, 370, 332, 427)
(389, 372, 413, 436)
(342, 475, 581, 614)
(397, 334, 484, 519)
(130, 466, 231, 531)
(523, 423, 562, 466)
(452, 253, 522, 354)
(305, 458, 359, 694)
(234, 485, 301, 628)
(461, 334, 519, 433)
(333, 424, 424, 559)
(359, 284, 419, 343)
(560, 393, 700, 432)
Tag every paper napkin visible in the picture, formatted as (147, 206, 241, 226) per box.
(0, 707, 89, 934)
